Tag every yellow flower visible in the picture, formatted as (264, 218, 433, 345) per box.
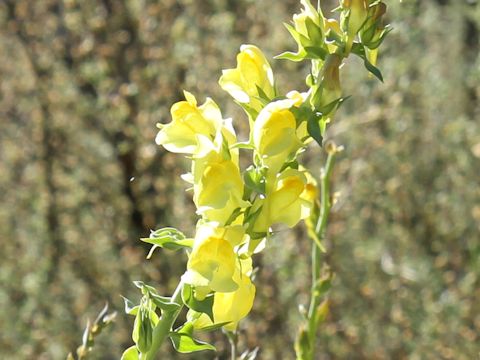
(324, 18, 342, 54)
(219, 44, 275, 112)
(194, 158, 249, 225)
(190, 132, 249, 226)
(155, 91, 224, 154)
(183, 224, 241, 292)
(254, 168, 317, 232)
(213, 258, 256, 331)
(286, 90, 308, 107)
(188, 258, 256, 332)
(253, 99, 304, 174)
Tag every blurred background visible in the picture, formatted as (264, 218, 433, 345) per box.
(0, 0, 479, 359)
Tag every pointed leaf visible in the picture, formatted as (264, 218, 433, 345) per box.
(150, 293, 181, 313)
(196, 321, 231, 332)
(121, 296, 139, 316)
(169, 333, 216, 353)
(243, 165, 266, 195)
(350, 43, 384, 82)
(275, 51, 306, 62)
(182, 284, 214, 322)
(121, 346, 139, 360)
(307, 113, 323, 146)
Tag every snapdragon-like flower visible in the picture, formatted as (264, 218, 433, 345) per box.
(212, 257, 255, 331)
(253, 99, 304, 174)
(155, 91, 225, 154)
(183, 224, 246, 293)
(188, 257, 255, 331)
(191, 132, 249, 225)
(219, 44, 275, 113)
(253, 168, 317, 232)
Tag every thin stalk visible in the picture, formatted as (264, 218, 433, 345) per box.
(145, 280, 184, 360)
(226, 331, 238, 360)
(306, 147, 338, 359)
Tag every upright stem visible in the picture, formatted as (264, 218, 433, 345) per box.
(305, 145, 338, 359)
(145, 280, 184, 360)
(226, 331, 238, 360)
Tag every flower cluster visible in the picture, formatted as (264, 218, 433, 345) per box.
(122, 1, 389, 358)
(155, 44, 318, 331)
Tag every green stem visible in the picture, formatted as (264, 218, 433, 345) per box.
(305, 147, 338, 359)
(145, 280, 184, 360)
(226, 331, 238, 360)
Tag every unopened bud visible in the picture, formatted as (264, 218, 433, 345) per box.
(341, 0, 369, 53)
(311, 54, 342, 117)
(360, 2, 388, 48)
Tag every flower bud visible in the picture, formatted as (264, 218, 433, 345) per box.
(341, 0, 369, 53)
(360, 2, 387, 46)
(219, 44, 275, 113)
(311, 54, 342, 119)
(135, 307, 153, 354)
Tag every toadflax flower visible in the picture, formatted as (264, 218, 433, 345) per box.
(253, 99, 304, 175)
(212, 257, 256, 331)
(155, 91, 225, 154)
(188, 257, 256, 331)
(219, 44, 275, 113)
(182, 224, 245, 293)
(191, 131, 249, 226)
(253, 168, 317, 232)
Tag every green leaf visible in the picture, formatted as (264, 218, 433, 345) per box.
(150, 293, 181, 312)
(364, 58, 383, 82)
(304, 16, 323, 44)
(305, 202, 327, 253)
(314, 300, 329, 326)
(121, 346, 139, 360)
(196, 321, 231, 332)
(132, 281, 181, 313)
(243, 165, 266, 196)
(255, 85, 271, 102)
(121, 296, 139, 316)
(283, 22, 302, 44)
(314, 273, 333, 297)
(224, 207, 244, 227)
(307, 112, 323, 146)
(230, 141, 255, 150)
(351, 43, 384, 82)
(133, 281, 157, 295)
(304, 46, 328, 60)
(141, 227, 192, 251)
(182, 284, 214, 322)
(137, 307, 153, 353)
(169, 332, 215, 353)
(275, 51, 306, 62)
(294, 328, 310, 359)
(222, 136, 232, 160)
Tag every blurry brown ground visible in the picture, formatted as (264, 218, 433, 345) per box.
(0, 0, 479, 359)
